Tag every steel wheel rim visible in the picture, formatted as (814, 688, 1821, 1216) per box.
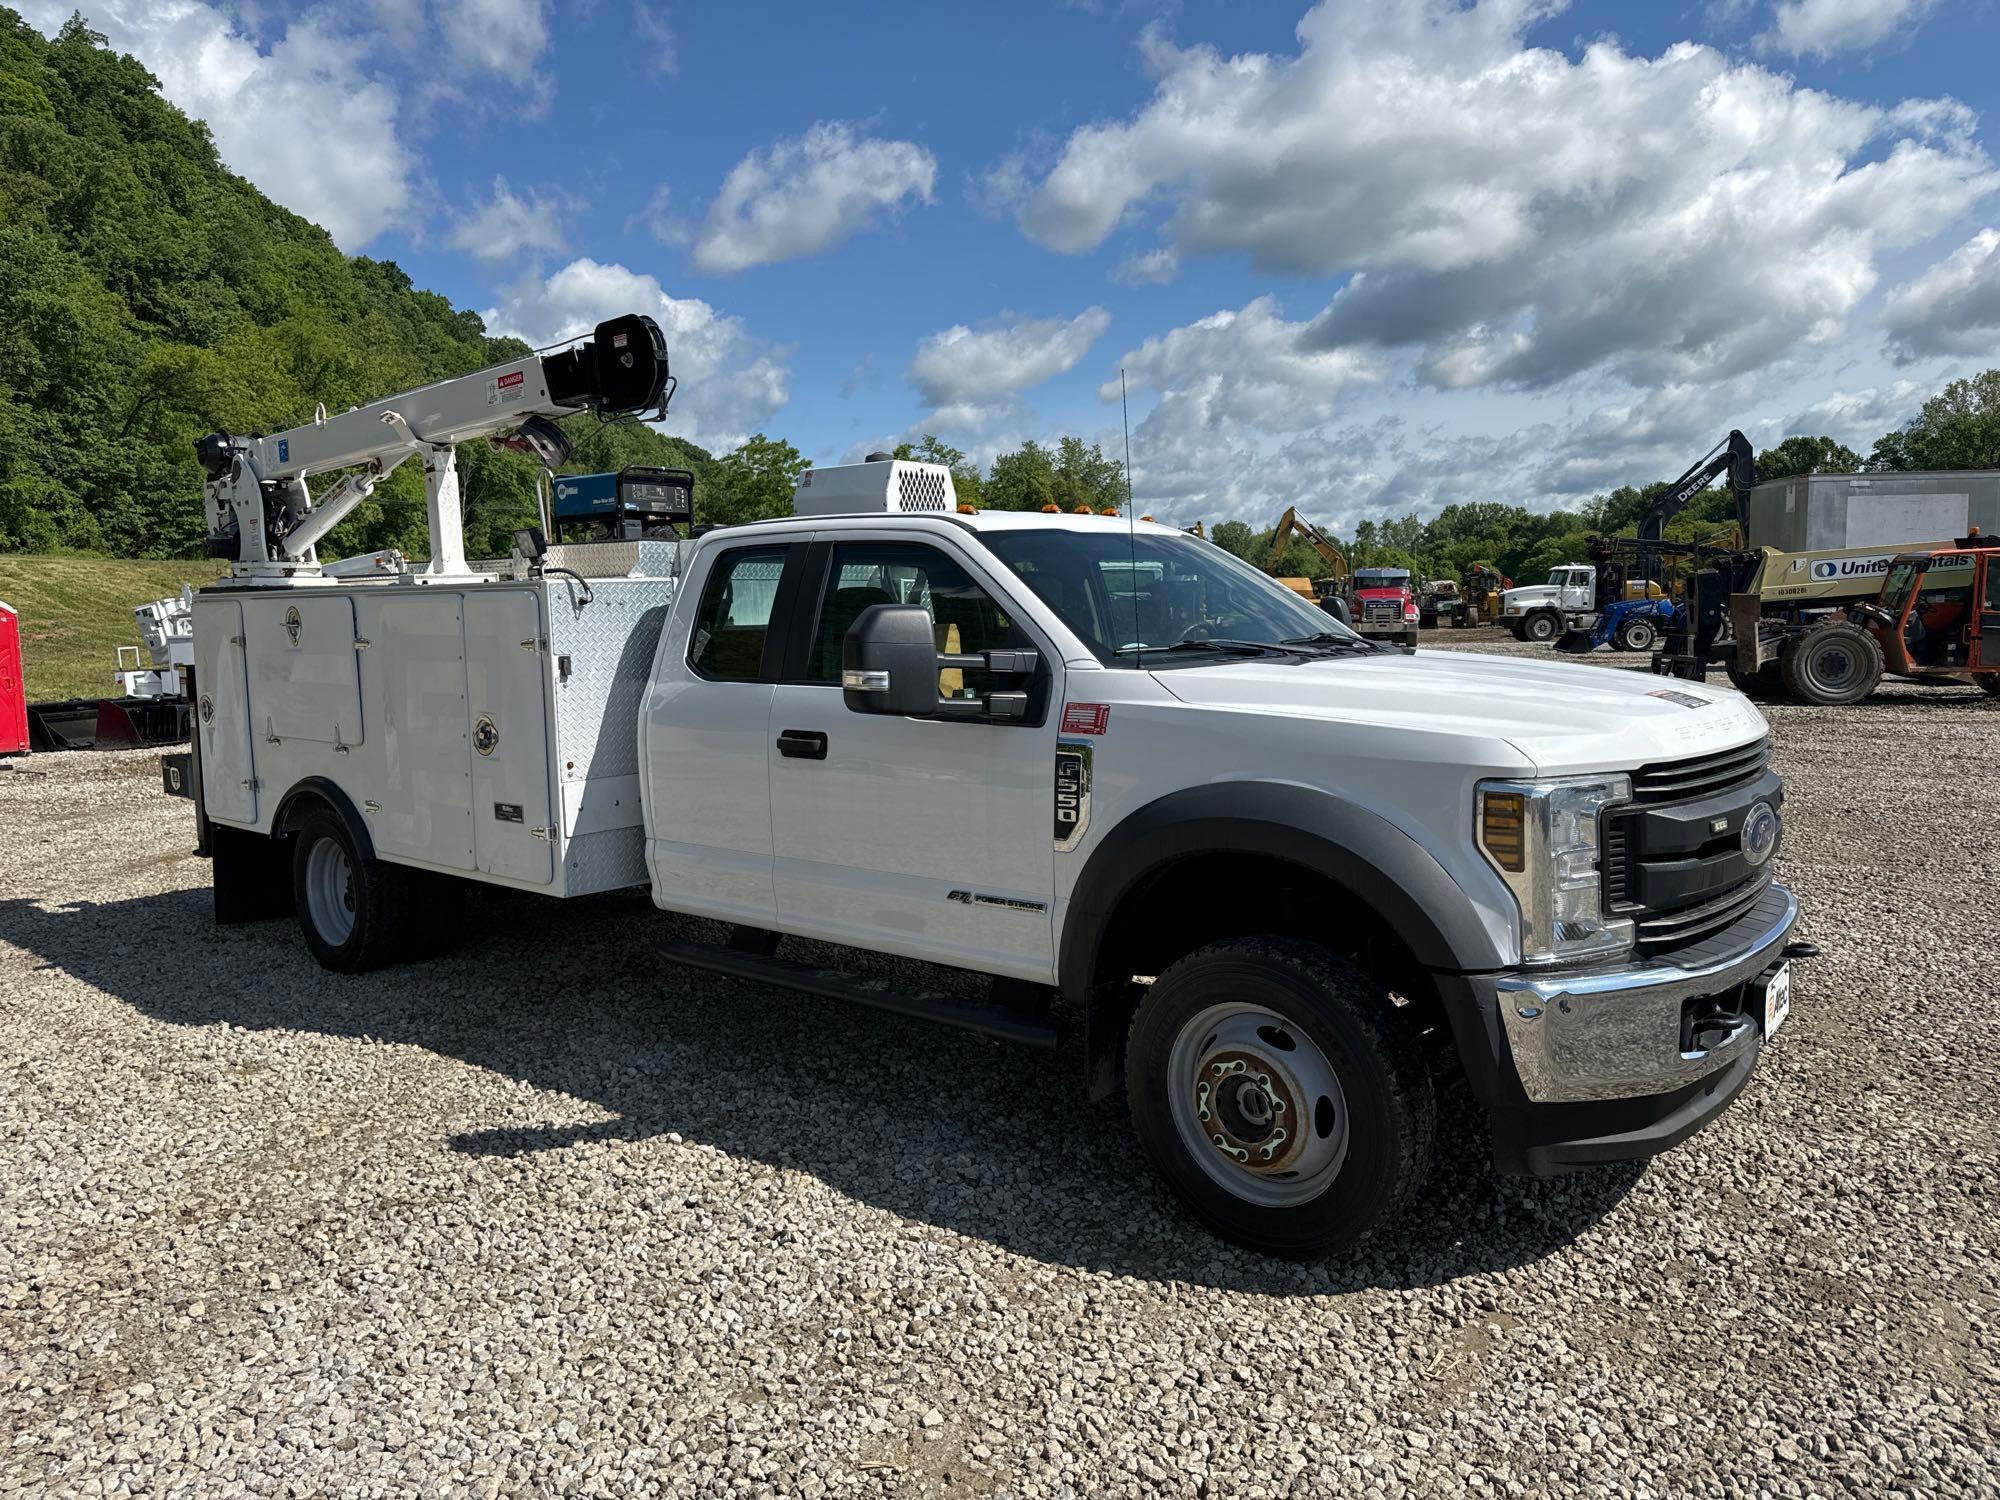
(305, 838, 356, 946)
(1810, 642, 1857, 692)
(1166, 1002, 1349, 1209)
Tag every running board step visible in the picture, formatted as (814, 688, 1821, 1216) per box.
(661, 940, 1059, 1049)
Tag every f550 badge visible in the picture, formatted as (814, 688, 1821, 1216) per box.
(1054, 741, 1093, 851)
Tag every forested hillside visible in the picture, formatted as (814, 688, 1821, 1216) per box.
(0, 10, 705, 560)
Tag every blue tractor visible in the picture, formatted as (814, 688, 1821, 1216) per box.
(1555, 595, 1681, 654)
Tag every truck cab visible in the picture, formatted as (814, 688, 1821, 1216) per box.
(1348, 567, 1419, 648)
(1501, 565, 1596, 642)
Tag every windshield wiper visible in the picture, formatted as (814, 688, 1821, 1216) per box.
(1281, 632, 1382, 655)
(1115, 639, 1316, 661)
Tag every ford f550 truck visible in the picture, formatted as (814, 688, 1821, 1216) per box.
(166, 321, 1808, 1255)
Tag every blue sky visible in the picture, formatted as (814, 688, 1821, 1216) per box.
(26, 0, 2000, 531)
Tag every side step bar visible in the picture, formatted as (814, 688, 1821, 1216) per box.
(661, 937, 1059, 1049)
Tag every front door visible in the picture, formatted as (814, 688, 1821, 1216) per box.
(641, 542, 798, 924)
(768, 536, 1060, 981)
(1974, 555, 2000, 672)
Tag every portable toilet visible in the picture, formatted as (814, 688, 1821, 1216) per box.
(0, 601, 25, 755)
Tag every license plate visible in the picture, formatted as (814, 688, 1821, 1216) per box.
(1760, 962, 1791, 1040)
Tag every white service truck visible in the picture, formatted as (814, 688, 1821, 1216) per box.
(165, 318, 1810, 1255)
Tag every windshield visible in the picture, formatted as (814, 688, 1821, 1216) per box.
(1546, 569, 1579, 587)
(1881, 561, 1924, 614)
(1355, 570, 1409, 586)
(984, 528, 1364, 666)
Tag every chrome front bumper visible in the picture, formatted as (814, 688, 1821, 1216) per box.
(1493, 883, 1798, 1104)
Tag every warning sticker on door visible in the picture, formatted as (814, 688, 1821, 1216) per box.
(1061, 702, 1110, 735)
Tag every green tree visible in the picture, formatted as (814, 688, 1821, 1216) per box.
(1754, 434, 1861, 481)
(704, 434, 805, 526)
(1207, 519, 1258, 561)
(893, 433, 983, 508)
(1868, 371, 2000, 471)
(985, 440, 1056, 512)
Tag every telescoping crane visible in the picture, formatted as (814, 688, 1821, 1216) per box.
(194, 315, 672, 584)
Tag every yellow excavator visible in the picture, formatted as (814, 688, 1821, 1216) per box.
(1266, 506, 1352, 618)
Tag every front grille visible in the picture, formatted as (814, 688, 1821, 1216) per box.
(1362, 600, 1399, 622)
(1634, 872, 1773, 955)
(1629, 738, 1770, 805)
(1609, 738, 1778, 958)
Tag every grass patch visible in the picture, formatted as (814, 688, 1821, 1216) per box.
(0, 556, 224, 701)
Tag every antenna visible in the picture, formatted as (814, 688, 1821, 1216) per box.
(1121, 368, 1140, 652)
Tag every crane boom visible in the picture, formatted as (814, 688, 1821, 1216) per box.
(194, 314, 670, 585)
(1269, 506, 1350, 583)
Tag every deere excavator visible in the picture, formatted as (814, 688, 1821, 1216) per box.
(1265, 507, 1352, 622)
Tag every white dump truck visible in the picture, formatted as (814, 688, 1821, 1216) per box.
(164, 317, 1811, 1254)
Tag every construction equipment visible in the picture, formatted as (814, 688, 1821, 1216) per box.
(1418, 578, 1460, 629)
(1267, 506, 1352, 620)
(1777, 529, 2000, 703)
(1656, 469, 2000, 701)
(1555, 596, 1682, 655)
(1456, 564, 1510, 627)
(1639, 431, 1755, 541)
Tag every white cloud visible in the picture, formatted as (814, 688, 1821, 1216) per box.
(1112, 247, 1179, 286)
(1112, 296, 1376, 435)
(483, 259, 790, 452)
(633, 1, 677, 71)
(436, 0, 552, 86)
(908, 308, 1112, 412)
(20, 0, 418, 248)
(1882, 230, 2000, 361)
(1006, 0, 1996, 394)
(447, 176, 569, 263)
(1758, 0, 1936, 58)
(692, 122, 937, 274)
(1778, 380, 1927, 442)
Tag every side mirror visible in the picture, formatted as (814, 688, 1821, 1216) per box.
(842, 604, 944, 716)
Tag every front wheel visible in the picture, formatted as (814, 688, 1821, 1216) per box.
(1780, 620, 1882, 706)
(1615, 617, 1658, 652)
(291, 810, 411, 972)
(1126, 938, 1436, 1256)
(1522, 612, 1559, 644)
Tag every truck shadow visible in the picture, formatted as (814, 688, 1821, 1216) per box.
(1, 885, 1641, 1295)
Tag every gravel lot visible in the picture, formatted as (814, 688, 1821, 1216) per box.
(4, 629, 1997, 1497)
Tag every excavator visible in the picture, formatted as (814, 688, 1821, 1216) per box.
(1265, 506, 1352, 622)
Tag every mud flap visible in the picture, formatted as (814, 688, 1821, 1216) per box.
(211, 823, 292, 925)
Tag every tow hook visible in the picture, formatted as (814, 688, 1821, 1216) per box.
(1781, 941, 1819, 961)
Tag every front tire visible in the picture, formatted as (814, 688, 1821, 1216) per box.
(1725, 654, 1784, 698)
(1780, 620, 1882, 706)
(1522, 611, 1560, 644)
(291, 810, 411, 972)
(1126, 938, 1436, 1257)
(1615, 617, 1658, 652)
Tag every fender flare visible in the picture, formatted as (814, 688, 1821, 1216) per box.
(272, 777, 377, 862)
(1058, 781, 1505, 998)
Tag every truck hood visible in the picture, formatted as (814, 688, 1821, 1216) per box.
(1501, 586, 1559, 606)
(1151, 650, 1768, 774)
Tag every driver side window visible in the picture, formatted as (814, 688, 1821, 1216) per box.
(808, 541, 1028, 700)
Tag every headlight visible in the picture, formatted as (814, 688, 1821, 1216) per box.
(1477, 775, 1633, 966)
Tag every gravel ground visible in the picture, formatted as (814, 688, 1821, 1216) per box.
(3, 629, 1997, 1497)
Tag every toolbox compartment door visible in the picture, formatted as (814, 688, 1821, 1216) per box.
(464, 590, 555, 885)
(357, 593, 474, 870)
(192, 598, 257, 824)
(240, 595, 363, 746)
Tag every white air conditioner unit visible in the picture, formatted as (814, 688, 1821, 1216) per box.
(791, 458, 958, 518)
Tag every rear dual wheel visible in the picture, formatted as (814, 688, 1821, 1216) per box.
(1126, 938, 1435, 1257)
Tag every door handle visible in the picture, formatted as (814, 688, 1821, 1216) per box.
(776, 729, 828, 760)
